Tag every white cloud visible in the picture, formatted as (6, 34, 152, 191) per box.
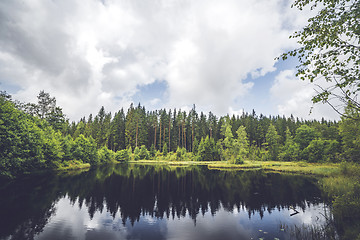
(0, 0, 313, 119)
(270, 70, 340, 120)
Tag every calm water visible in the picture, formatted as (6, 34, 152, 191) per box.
(0, 164, 333, 240)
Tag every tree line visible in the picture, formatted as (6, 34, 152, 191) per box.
(1, 90, 360, 177)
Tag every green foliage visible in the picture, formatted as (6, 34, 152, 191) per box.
(176, 147, 184, 160)
(61, 135, 74, 161)
(264, 124, 280, 161)
(192, 137, 199, 155)
(248, 143, 262, 161)
(234, 125, 249, 163)
(3, 89, 360, 178)
(72, 135, 98, 165)
(162, 142, 168, 156)
(149, 144, 156, 158)
(139, 145, 150, 160)
(1, 96, 46, 176)
(98, 146, 115, 163)
(115, 149, 130, 162)
(133, 146, 140, 160)
(281, 0, 360, 115)
(303, 139, 340, 162)
(197, 136, 220, 161)
(279, 128, 300, 161)
(339, 108, 360, 162)
(295, 125, 319, 150)
(42, 128, 64, 167)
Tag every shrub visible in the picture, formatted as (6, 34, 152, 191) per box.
(115, 149, 130, 162)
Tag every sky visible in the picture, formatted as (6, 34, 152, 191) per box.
(0, 0, 340, 121)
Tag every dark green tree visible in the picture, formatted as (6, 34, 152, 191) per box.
(279, 128, 300, 161)
(294, 125, 319, 150)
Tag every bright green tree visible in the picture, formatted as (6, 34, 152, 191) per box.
(139, 145, 150, 160)
(149, 144, 156, 158)
(162, 142, 168, 156)
(72, 134, 98, 165)
(98, 146, 114, 163)
(264, 124, 280, 161)
(233, 126, 249, 164)
(115, 149, 130, 162)
(133, 146, 140, 160)
(197, 136, 219, 161)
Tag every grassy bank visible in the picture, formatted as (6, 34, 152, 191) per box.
(56, 160, 91, 171)
(129, 159, 340, 176)
(319, 162, 360, 240)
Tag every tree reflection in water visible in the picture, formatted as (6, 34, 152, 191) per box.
(0, 164, 329, 240)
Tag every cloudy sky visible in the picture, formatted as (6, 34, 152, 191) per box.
(0, 0, 339, 121)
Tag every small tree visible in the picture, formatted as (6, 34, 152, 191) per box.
(197, 136, 219, 161)
(139, 145, 150, 160)
(265, 124, 280, 161)
(233, 126, 249, 164)
(115, 149, 130, 162)
(133, 146, 140, 160)
(149, 144, 156, 158)
(192, 137, 199, 155)
(162, 142, 168, 156)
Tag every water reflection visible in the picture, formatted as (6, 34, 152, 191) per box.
(0, 164, 331, 240)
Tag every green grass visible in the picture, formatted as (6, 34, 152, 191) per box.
(56, 160, 91, 171)
(128, 159, 341, 176)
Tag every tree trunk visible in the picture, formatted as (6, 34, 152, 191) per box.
(181, 122, 184, 148)
(136, 120, 138, 148)
(178, 124, 181, 148)
(154, 125, 157, 149)
(169, 118, 171, 152)
(191, 123, 194, 152)
(159, 121, 162, 151)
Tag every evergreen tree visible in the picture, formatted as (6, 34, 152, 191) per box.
(162, 142, 168, 156)
(264, 124, 280, 161)
(149, 144, 156, 158)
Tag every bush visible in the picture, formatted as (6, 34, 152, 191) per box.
(133, 146, 140, 160)
(115, 149, 130, 162)
(98, 146, 115, 163)
(139, 145, 150, 160)
(72, 135, 98, 165)
(235, 155, 244, 164)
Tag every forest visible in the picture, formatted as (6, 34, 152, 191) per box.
(1, 90, 359, 178)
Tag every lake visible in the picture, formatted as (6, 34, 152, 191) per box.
(0, 164, 335, 240)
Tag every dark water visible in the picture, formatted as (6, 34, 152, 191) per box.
(0, 164, 333, 240)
